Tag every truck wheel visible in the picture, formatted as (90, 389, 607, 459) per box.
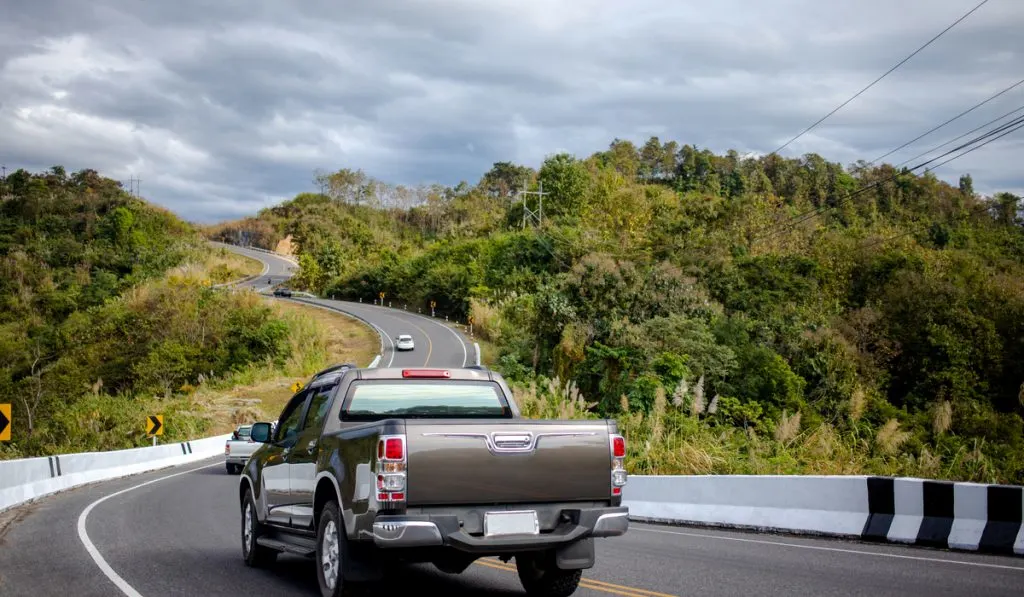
(242, 489, 277, 568)
(316, 500, 347, 597)
(516, 552, 582, 597)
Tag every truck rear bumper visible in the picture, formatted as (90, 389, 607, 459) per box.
(371, 506, 629, 552)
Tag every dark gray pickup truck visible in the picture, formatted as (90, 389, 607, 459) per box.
(238, 365, 629, 597)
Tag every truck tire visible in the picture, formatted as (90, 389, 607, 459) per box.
(516, 552, 583, 597)
(241, 488, 277, 568)
(316, 500, 347, 597)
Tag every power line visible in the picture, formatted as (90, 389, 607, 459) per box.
(870, 77, 1024, 165)
(893, 102, 1024, 169)
(858, 192, 1009, 251)
(755, 111, 1024, 242)
(757, 111, 1024, 240)
(771, 0, 990, 156)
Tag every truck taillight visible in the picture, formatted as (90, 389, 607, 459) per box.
(376, 434, 407, 504)
(610, 433, 627, 496)
(225, 442, 230, 455)
(612, 435, 625, 458)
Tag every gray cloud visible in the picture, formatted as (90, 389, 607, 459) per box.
(1, 0, 1022, 223)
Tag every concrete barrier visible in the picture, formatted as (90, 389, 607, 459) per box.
(624, 474, 870, 537)
(623, 474, 1024, 557)
(0, 434, 231, 514)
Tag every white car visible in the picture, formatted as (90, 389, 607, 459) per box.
(395, 334, 415, 351)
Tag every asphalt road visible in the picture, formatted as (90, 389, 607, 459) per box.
(216, 242, 471, 369)
(2, 456, 1021, 597)
(1, 244, 1021, 597)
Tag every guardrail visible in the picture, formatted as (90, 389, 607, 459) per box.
(622, 474, 1024, 557)
(0, 434, 231, 514)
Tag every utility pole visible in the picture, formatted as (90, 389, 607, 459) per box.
(125, 176, 141, 197)
(517, 180, 546, 229)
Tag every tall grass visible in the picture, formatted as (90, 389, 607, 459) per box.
(508, 373, 1006, 482)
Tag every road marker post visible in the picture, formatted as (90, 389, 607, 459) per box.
(0, 403, 11, 441)
(430, 300, 436, 317)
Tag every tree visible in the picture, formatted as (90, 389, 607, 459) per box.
(479, 162, 535, 200)
(538, 153, 588, 219)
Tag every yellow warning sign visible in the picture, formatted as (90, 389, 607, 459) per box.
(146, 415, 164, 436)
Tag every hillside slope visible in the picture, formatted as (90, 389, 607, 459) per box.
(0, 167, 374, 458)
(211, 140, 1024, 484)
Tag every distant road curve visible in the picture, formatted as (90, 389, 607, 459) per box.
(215, 242, 470, 369)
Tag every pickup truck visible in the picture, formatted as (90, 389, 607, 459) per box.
(238, 365, 629, 597)
(225, 425, 255, 474)
(225, 424, 265, 474)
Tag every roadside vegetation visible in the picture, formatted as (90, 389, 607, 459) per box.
(0, 167, 375, 459)
(211, 140, 1024, 484)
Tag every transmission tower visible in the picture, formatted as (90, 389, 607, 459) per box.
(517, 180, 546, 229)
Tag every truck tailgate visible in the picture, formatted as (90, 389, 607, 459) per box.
(404, 420, 611, 506)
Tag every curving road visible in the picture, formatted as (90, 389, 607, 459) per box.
(217, 243, 471, 368)
(1, 245, 1022, 597)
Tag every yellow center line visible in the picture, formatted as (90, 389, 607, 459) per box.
(473, 559, 677, 597)
(400, 317, 433, 367)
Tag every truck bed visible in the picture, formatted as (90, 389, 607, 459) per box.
(404, 419, 614, 506)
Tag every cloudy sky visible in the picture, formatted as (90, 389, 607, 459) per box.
(2, 0, 1022, 223)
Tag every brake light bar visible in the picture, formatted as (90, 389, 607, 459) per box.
(402, 368, 451, 378)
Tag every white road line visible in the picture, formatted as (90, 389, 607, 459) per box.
(631, 526, 1024, 571)
(358, 303, 468, 368)
(378, 321, 396, 367)
(431, 317, 468, 367)
(77, 462, 221, 596)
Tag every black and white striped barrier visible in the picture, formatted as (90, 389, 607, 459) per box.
(624, 475, 1023, 557)
(863, 476, 1023, 555)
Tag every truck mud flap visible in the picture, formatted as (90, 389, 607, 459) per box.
(555, 537, 595, 570)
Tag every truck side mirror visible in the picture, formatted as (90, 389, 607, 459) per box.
(250, 422, 273, 443)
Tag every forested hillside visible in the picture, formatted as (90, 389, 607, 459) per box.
(210, 139, 1024, 484)
(0, 167, 345, 458)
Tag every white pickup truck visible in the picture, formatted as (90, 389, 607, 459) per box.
(224, 425, 260, 474)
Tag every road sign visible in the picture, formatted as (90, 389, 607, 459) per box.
(379, 292, 385, 300)
(291, 381, 304, 393)
(468, 316, 475, 325)
(0, 403, 10, 441)
(430, 300, 436, 309)
(146, 415, 164, 437)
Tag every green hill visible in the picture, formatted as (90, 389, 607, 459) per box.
(0, 167, 342, 458)
(212, 140, 1024, 484)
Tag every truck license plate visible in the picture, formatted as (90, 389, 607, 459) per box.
(484, 510, 539, 537)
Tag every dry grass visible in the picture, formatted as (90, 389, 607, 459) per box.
(171, 247, 264, 285)
(192, 298, 378, 434)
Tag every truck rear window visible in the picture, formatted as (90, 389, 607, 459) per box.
(343, 381, 511, 420)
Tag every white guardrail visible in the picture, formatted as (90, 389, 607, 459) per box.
(0, 434, 231, 514)
(622, 475, 1024, 557)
